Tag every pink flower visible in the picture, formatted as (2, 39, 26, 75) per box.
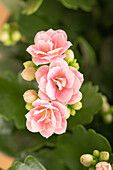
(26, 29, 72, 65)
(25, 99, 67, 138)
(96, 162, 112, 170)
(36, 60, 83, 105)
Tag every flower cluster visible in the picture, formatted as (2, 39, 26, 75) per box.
(21, 29, 84, 138)
(80, 150, 112, 170)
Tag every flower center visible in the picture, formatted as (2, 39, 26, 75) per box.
(53, 77, 66, 90)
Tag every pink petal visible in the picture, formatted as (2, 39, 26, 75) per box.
(50, 59, 68, 70)
(60, 41, 72, 54)
(47, 66, 61, 80)
(52, 33, 66, 48)
(31, 118, 44, 132)
(56, 30, 67, 40)
(37, 40, 53, 52)
(51, 110, 56, 127)
(65, 69, 75, 88)
(39, 75, 47, 93)
(26, 45, 38, 57)
(52, 101, 67, 117)
(38, 90, 50, 101)
(71, 67, 84, 84)
(26, 121, 33, 132)
(32, 55, 50, 65)
(32, 99, 49, 107)
(46, 29, 56, 37)
(35, 65, 49, 83)
(40, 123, 55, 138)
(54, 118, 67, 134)
(34, 33, 51, 44)
(54, 111, 62, 129)
(56, 88, 73, 103)
(68, 91, 82, 105)
(72, 76, 81, 94)
(46, 80, 56, 100)
(47, 47, 62, 55)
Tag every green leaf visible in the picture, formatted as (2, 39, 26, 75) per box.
(8, 155, 46, 170)
(37, 125, 111, 170)
(0, 71, 37, 129)
(68, 82, 103, 129)
(58, 0, 97, 12)
(22, 0, 43, 15)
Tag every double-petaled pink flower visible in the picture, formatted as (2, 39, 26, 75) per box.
(36, 59, 83, 105)
(26, 29, 72, 65)
(96, 162, 112, 170)
(25, 99, 67, 138)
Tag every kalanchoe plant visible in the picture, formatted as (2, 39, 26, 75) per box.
(21, 29, 84, 138)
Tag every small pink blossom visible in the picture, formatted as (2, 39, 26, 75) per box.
(26, 29, 72, 65)
(25, 99, 67, 138)
(36, 60, 83, 105)
(96, 162, 112, 170)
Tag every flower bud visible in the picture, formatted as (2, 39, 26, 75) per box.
(71, 61, 79, 70)
(21, 67, 36, 81)
(103, 114, 112, 124)
(11, 30, 22, 42)
(80, 154, 93, 167)
(64, 49, 74, 62)
(70, 109, 76, 116)
(23, 61, 35, 69)
(71, 102, 82, 110)
(23, 90, 38, 103)
(93, 150, 100, 158)
(89, 167, 95, 170)
(65, 107, 71, 119)
(0, 31, 10, 42)
(25, 103, 34, 111)
(102, 103, 110, 113)
(99, 151, 109, 161)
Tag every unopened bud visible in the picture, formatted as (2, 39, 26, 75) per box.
(71, 102, 82, 110)
(64, 49, 74, 63)
(103, 114, 112, 124)
(99, 151, 109, 161)
(23, 90, 38, 103)
(93, 150, 100, 158)
(3, 23, 10, 30)
(71, 61, 79, 70)
(80, 154, 93, 167)
(23, 61, 35, 68)
(11, 30, 22, 42)
(25, 103, 34, 111)
(0, 31, 9, 42)
(65, 108, 71, 119)
(70, 109, 76, 116)
(21, 67, 35, 81)
(102, 103, 110, 113)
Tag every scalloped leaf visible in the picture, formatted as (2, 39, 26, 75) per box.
(37, 125, 111, 170)
(58, 0, 97, 12)
(0, 71, 37, 129)
(8, 155, 46, 170)
(68, 82, 103, 129)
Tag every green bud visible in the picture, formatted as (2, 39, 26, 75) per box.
(80, 154, 93, 167)
(71, 102, 82, 110)
(2, 23, 10, 30)
(99, 151, 109, 161)
(64, 49, 74, 63)
(93, 150, 100, 158)
(25, 103, 34, 111)
(11, 30, 22, 42)
(103, 114, 112, 124)
(23, 61, 35, 69)
(71, 62, 79, 70)
(70, 109, 76, 116)
(0, 31, 10, 42)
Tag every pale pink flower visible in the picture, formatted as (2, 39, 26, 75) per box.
(25, 99, 67, 138)
(96, 162, 112, 170)
(26, 29, 72, 65)
(36, 60, 83, 105)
